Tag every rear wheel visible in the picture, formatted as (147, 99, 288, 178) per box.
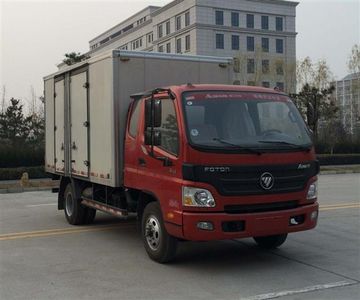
(64, 183, 88, 225)
(253, 234, 288, 249)
(141, 202, 177, 263)
(83, 208, 96, 224)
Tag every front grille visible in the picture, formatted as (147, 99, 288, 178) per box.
(183, 161, 319, 196)
(220, 171, 306, 195)
(224, 200, 298, 214)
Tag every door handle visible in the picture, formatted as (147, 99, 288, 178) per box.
(138, 158, 146, 166)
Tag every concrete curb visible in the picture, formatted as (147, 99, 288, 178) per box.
(0, 186, 54, 194)
(320, 169, 360, 175)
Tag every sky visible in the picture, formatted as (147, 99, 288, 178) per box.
(0, 0, 359, 108)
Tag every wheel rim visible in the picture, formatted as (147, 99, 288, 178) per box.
(65, 193, 74, 216)
(145, 215, 161, 251)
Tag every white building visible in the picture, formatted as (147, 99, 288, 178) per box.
(88, 0, 298, 92)
(334, 73, 360, 135)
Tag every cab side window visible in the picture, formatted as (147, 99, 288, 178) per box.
(158, 99, 179, 155)
(129, 100, 141, 137)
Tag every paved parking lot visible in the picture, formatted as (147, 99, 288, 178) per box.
(0, 174, 359, 300)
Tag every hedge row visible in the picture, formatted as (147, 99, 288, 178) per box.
(0, 145, 44, 168)
(317, 154, 360, 166)
(0, 166, 48, 181)
(315, 141, 360, 154)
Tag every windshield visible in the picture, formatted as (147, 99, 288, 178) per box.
(182, 91, 312, 151)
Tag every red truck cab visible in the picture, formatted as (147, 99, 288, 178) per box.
(123, 84, 319, 262)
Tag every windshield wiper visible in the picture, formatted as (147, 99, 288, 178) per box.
(213, 138, 262, 155)
(258, 140, 312, 151)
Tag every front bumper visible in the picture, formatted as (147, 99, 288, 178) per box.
(182, 202, 318, 241)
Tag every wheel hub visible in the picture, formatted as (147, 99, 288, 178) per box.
(145, 216, 161, 251)
(65, 193, 74, 216)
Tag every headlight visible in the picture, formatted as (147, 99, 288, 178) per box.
(182, 187, 215, 207)
(307, 180, 318, 200)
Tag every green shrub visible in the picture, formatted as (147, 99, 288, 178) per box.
(0, 144, 44, 168)
(0, 166, 48, 181)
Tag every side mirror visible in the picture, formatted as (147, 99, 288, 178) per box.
(145, 99, 162, 128)
(145, 128, 162, 146)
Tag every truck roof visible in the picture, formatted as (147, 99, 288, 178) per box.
(169, 84, 287, 95)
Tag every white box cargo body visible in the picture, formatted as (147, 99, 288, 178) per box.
(44, 50, 233, 187)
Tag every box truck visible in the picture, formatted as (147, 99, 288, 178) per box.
(44, 50, 319, 263)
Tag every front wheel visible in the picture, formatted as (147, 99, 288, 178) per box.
(253, 234, 288, 249)
(141, 202, 177, 263)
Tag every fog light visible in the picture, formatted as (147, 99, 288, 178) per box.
(290, 215, 305, 226)
(197, 221, 214, 231)
(310, 210, 318, 221)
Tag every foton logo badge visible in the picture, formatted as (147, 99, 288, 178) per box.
(260, 172, 274, 190)
(204, 167, 231, 173)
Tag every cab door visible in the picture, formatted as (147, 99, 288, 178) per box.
(136, 97, 183, 211)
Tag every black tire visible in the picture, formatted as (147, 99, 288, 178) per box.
(64, 183, 87, 225)
(83, 208, 96, 224)
(141, 202, 177, 263)
(253, 234, 288, 249)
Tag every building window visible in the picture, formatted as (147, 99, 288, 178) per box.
(276, 17, 283, 31)
(147, 33, 153, 43)
(216, 33, 224, 49)
(262, 38, 269, 52)
(247, 14, 254, 28)
(276, 39, 284, 53)
(185, 11, 190, 26)
(247, 36, 254, 51)
(158, 45, 164, 52)
(276, 61, 284, 75)
(176, 15, 182, 31)
(158, 24, 163, 38)
(231, 35, 239, 50)
(185, 35, 191, 51)
(176, 38, 182, 53)
(262, 81, 270, 88)
(262, 60, 270, 74)
(247, 59, 255, 74)
(166, 42, 171, 53)
(231, 12, 239, 27)
(166, 21, 170, 35)
(276, 82, 285, 91)
(261, 16, 269, 30)
(247, 81, 255, 86)
(215, 10, 224, 25)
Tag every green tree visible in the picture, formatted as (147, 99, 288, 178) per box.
(291, 84, 337, 142)
(0, 98, 30, 146)
(63, 52, 86, 66)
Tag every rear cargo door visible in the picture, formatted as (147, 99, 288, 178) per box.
(54, 77, 65, 173)
(70, 70, 89, 177)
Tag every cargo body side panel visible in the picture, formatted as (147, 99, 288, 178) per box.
(88, 57, 115, 186)
(44, 78, 55, 173)
(54, 78, 65, 174)
(70, 70, 89, 178)
(199, 62, 232, 84)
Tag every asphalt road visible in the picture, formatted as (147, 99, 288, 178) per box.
(0, 174, 359, 300)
